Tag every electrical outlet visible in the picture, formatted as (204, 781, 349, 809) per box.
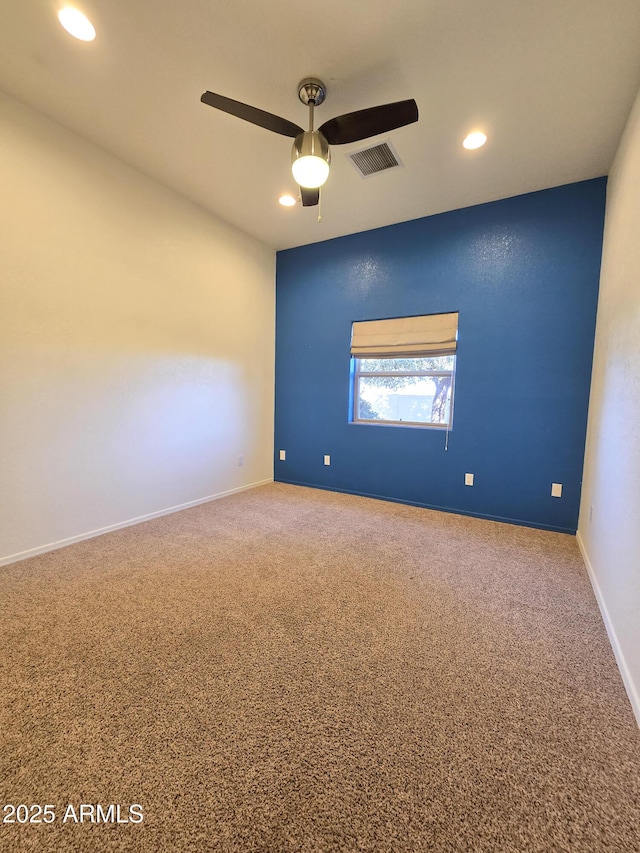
(237, 455, 243, 467)
(551, 483, 562, 498)
(279, 450, 286, 461)
(324, 455, 331, 466)
(465, 473, 474, 486)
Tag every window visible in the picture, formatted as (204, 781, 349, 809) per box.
(350, 312, 458, 429)
(353, 355, 455, 427)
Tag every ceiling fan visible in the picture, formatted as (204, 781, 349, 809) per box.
(200, 78, 418, 207)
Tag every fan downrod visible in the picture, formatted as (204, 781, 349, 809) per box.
(297, 78, 326, 107)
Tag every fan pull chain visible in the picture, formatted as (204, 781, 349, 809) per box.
(318, 188, 322, 223)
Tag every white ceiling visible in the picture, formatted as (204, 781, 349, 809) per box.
(2, 1, 640, 251)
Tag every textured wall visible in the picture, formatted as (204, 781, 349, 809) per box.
(0, 92, 275, 564)
(275, 180, 606, 532)
(578, 85, 640, 724)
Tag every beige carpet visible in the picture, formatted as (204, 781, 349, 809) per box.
(1, 482, 639, 852)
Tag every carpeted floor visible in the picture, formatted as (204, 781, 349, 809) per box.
(1, 482, 639, 852)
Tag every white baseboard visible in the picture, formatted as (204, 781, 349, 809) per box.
(576, 531, 640, 728)
(0, 478, 274, 569)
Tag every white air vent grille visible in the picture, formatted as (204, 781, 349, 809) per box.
(348, 142, 401, 177)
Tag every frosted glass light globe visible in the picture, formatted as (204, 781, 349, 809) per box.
(292, 156, 330, 189)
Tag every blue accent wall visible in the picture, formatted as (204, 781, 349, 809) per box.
(274, 179, 606, 533)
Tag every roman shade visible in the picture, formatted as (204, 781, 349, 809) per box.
(350, 312, 458, 359)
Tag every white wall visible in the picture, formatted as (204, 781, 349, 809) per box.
(578, 83, 640, 725)
(0, 91, 275, 565)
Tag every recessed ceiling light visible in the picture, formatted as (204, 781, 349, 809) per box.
(463, 131, 487, 150)
(279, 194, 297, 207)
(58, 7, 96, 41)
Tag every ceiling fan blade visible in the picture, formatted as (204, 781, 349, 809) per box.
(200, 91, 304, 139)
(319, 99, 418, 145)
(300, 187, 320, 207)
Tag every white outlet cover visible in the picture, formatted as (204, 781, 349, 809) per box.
(324, 455, 331, 466)
(279, 450, 286, 461)
(551, 482, 563, 498)
(465, 473, 474, 486)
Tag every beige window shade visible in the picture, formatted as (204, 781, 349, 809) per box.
(351, 312, 458, 358)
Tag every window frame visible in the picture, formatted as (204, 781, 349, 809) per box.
(351, 355, 456, 430)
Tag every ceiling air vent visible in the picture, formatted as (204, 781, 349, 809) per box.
(348, 141, 402, 177)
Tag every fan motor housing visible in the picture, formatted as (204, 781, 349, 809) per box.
(292, 130, 330, 161)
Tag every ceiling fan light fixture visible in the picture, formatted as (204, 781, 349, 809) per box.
(57, 7, 96, 41)
(291, 131, 330, 189)
(200, 80, 418, 208)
